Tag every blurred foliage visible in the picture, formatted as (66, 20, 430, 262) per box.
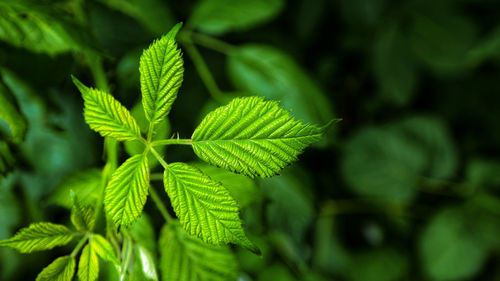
(0, 0, 500, 280)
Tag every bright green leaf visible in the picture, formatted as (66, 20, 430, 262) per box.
(140, 23, 183, 125)
(70, 193, 95, 232)
(159, 222, 239, 281)
(72, 76, 141, 142)
(164, 162, 258, 253)
(0, 222, 74, 253)
(228, 44, 334, 125)
(36, 256, 75, 281)
(192, 162, 260, 207)
(78, 244, 99, 281)
(130, 214, 157, 257)
(0, 81, 26, 143)
(190, 0, 284, 35)
(192, 96, 325, 178)
(104, 154, 150, 227)
(91, 234, 120, 265)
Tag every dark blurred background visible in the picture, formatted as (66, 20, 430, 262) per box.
(1, 0, 500, 280)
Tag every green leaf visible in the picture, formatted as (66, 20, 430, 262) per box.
(49, 168, 102, 209)
(70, 193, 95, 232)
(72, 76, 141, 141)
(91, 234, 120, 265)
(373, 24, 416, 106)
(344, 248, 409, 281)
(0, 222, 74, 253)
(140, 23, 183, 125)
(0, 81, 26, 143)
(190, 0, 284, 35)
(78, 244, 99, 281)
(164, 162, 258, 253)
(192, 162, 260, 207)
(159, 222, 239, 281)
(98, 0, 176, 36)
(410, 12, 477, 74)
(227, 44, 334, 125)
(419, 208, 487, 280)
(130, 214, 157, 257)
(0, 2, 85, 55)
(132, 245, 159, 281)
(342, 127, 427, 202)
(36, 256, 75, 281)
(0, 141, 14, 177)
(192, 96, 325, 178)
(104, 154, 150, 227)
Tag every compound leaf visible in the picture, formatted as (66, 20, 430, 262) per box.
(159, 222, 238, 281)
(192, 96, 325, 178)
(91, 234, 120, 265)
(164, 162, 258, 253)
(104, 154, 150, 227)
(0, 222, 74, 253)
(36, 256, 75, 281)
(72, 76, 141, 141)
(78, 244, 99, 281)
(140, 23, 183, 125)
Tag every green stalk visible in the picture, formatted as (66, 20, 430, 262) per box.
(152, 138, 192, 146)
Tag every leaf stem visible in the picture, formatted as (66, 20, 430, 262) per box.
(120, 231, 133, 278)
(70, 234, 89, 257)
(149, 184, 173, 223)
(151, 138, 192, 146)
(180, 37, 225, 103)
(185, 31, 235, 55)
(149, 146, 169, 169)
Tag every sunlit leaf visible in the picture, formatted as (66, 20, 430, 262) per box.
(192, 96, 326, 178)
(164, 162, 258, 253)
(104, 154, 150, 227)
(36, 256, 75, 281)
(0, 223, 74, 253)
(78, 244, 99, 281)
(91, 234, 119, 265)
(72, 76, 141, 142)
(140, 23, 183, 126)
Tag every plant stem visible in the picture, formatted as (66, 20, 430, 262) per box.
(70, 234, 89, 257)
(151, 173, 163, 181)
(120, 231, 133, 278)
(149, 184, 173, 222)
(188, 31, 235, 55)
(149, 146, 169, 169)
(180, 37, 225, 103)
(152, 138, 192, 146)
